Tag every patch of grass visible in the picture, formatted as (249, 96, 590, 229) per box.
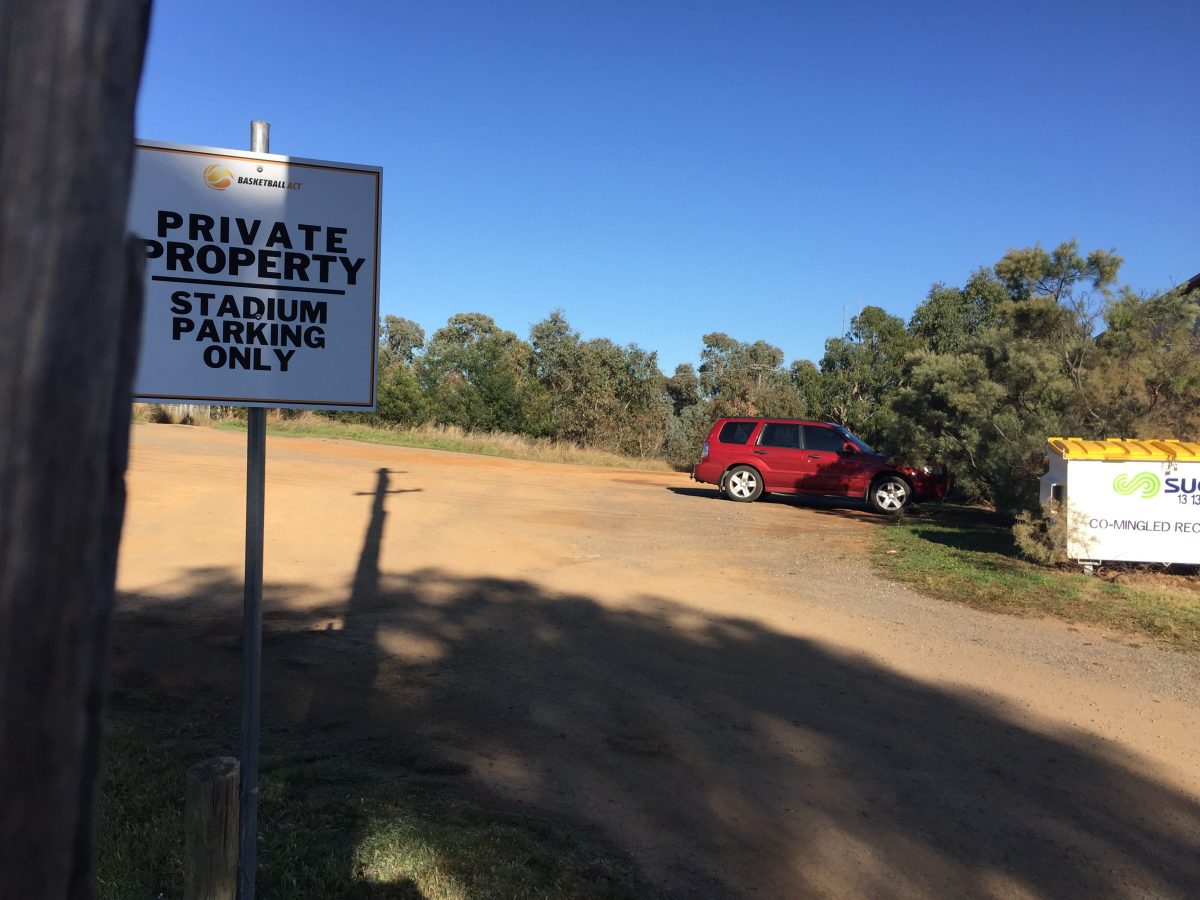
(95, 723, 194, 899)
(872, 512, 1200, 651)
(208, 414, 672, 472)
(96, 713, 639, 900)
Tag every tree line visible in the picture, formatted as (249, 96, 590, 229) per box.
(360, 239, 1199, 515)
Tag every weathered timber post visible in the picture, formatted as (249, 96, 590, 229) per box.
(0, 2, 150, 898)
(185, 757, 241, 900)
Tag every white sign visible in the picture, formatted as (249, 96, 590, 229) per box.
(128, 140, 381, 409)
(1066, 459, 1200, 564)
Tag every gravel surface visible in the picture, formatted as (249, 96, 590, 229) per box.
(114, 425, 1200, 899)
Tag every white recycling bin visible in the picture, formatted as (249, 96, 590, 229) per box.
(1041, 437, 1200, 565)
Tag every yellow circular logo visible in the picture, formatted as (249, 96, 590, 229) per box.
(204, 164, 233, 190)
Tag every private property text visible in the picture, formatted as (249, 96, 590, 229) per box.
(146, 210, 362, 373)
(144, 211, 366, 285)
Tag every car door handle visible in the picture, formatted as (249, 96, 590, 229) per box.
(807, 454, 822, 459)
(753, 450, 768, 455)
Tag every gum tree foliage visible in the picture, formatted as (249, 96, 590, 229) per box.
(378, 314, 425, 368)
(908, 269, 1007, 354)
(697, 333, 807, 418)
(418, 313, 548, 434)
(789, 359, 822, 409)
(818, 306, 915, 445)
(530, 310, 668, 455)
(376, 366, 428, 426)
(1091, 286, 1200, 438)
(374, 315, 428, 425)
(665, 363, 699, 416)
(662, 363, 708, 468)
(891, 241, 1126, 511)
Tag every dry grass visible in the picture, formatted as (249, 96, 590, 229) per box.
(98, 709, 639, 899)
(132, 403, 211, 426)
(209, 412, 674, 472)
(873, 509, 1200, 651)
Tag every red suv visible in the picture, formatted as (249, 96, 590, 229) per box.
(692, 418, 948, 514)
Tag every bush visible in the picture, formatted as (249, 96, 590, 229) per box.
(1012, 502, 1069, 566)
(136, 403, 204, 425)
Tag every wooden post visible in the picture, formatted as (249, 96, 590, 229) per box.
(185, 757, 241, 900)
(0, 2, 150, 898)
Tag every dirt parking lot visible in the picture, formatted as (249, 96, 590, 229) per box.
(113, 424, 1200, 899)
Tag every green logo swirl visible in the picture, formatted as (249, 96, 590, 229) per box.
(1112, 472, 1161, 499)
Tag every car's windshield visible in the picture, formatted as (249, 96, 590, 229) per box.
(835, 426, 875, 455)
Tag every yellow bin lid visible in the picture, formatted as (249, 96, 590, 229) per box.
(1047, 437, 1200, 461)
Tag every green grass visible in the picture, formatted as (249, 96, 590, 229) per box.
(206, 415, 673, 472)
(871, 510, 1200, 651)
(96, 713, 638, 900)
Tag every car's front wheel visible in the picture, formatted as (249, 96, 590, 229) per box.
(723, 465, 763, 502)
(869, 475, 911, 514)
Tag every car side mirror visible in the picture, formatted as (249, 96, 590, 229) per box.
(840, 441, 858, 455)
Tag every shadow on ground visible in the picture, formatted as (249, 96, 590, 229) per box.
(905, 523, 1018, 555)
(111, 468, 1200, 899)
(668, 484, 877, 517)
(670, 484, 1017, 537)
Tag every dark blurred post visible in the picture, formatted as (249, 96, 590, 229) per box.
(0, 1, 151, 898)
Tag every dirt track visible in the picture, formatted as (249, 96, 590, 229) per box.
(114, 424, 1200, 899)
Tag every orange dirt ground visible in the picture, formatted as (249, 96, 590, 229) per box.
(112, 424, 1200, 899)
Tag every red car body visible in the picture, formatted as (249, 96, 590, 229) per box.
(691, 417, 948, 513)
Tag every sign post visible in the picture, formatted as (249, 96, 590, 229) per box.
(126, 124, 381, 900)
(238, 120, 270, 900)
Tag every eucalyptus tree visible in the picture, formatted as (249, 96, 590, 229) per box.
(697, 332, 802, 417)
(530, 310, 667, 454)
(420, 313, 547, 434)
(818, 306, 915, 444)
(893, 241, 1130, 511)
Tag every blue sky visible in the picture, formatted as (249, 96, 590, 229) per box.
(136, 0, 1198, 374)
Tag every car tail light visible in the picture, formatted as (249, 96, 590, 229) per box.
(701, 441, 710, 462)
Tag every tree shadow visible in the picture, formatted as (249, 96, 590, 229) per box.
(110, 465, 1200, 899)
(907, 523, 1019, 556)
(790, 498, 1021, 539)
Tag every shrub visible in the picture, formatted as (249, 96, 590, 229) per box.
(1012, 502, 1069, 566)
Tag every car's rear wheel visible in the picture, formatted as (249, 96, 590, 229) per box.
(869, 475, 911, 514)
(724, 465, 763, 502)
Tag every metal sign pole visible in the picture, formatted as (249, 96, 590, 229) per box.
(237, 119, 270, 900)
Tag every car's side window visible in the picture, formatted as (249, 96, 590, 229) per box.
(802, 425, 843, 453)
(719, 421, 756, 444)
(760, 423, 800, 449)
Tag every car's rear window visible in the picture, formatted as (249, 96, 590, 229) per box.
(803, 425, 844, 453)
(718, 421, 756, 444)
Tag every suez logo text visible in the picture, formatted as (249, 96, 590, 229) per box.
(1112, 472, 1162, 498)
(205, 161, 301, 192)
(142, 210, 366, 373)
(1111, 472, 1200, 505)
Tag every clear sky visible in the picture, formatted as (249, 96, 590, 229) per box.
(136, 0, 1198, 374)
